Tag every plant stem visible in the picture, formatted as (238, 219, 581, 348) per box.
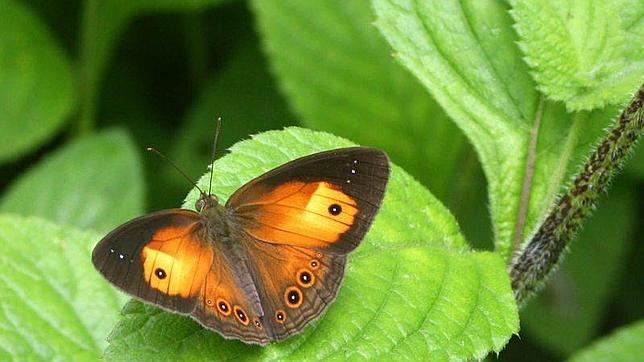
(77, 0, 101, 135)
(509, 84, 644, 305)
(511, 95, 544, 254)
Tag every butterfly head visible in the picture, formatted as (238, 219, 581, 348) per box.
(195, 193, 220, 212)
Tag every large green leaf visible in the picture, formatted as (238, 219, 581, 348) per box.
(0, 129, 144, 233)
(78, 0, 233, 132)
(521, 182, 637, 356)
(104, 128, 518, 361)
(0, 215, 128, 360)
(568, 319, 644, 362)
(0, 0, 75, 164)
(251, 0, 468, 200)
(372, 0, 623, 260)
(510, 0, 644, 111)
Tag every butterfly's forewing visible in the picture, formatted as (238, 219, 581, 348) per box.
(92, 210, 210, 312)
(92, 209, 272, 344)
(228, 147, 390, 255)
(228, 147, 390, 338)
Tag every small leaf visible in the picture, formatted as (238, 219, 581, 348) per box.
(104, 128, 518, 361)
(251, 0, 468, 198)
(568, 319, 644, 362)
(0, 214, 128, 360)
(372, 0, 620, 259)
(0, 129, 144, 233)
(0, 0, 75, 164)
(510, 0, 644, 111)
(521, 182, 637, 355)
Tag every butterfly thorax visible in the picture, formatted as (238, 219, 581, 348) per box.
(198, 193, 266, 319)
(201, 203, 231, 239)
(196, 194, 229, 238)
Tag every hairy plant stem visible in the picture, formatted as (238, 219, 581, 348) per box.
(509, 84, 644, 305)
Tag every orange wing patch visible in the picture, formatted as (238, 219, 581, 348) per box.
(241, 181, 358, 249)
(141, 226, 213, 298)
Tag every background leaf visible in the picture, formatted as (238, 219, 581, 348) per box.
(371, 0, 620, 260)
(104, 128, 518, 361)
(0, 129, 144, 233)
(568, 319, 644, 362)
(78, 0, 233, 132)
(0, 215, 128, 360)
(0, 0, 75, 164)
(510, 0, 644, 111)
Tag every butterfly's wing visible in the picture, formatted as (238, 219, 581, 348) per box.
(92, 209, 212, 312)
(92, 210, 270, 344)
(228, 147, 390, 255)
(191, 241, 270, 345)
(227, 147, 390, 339)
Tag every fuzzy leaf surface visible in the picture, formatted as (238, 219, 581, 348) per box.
(510, 0, 644, 111)
(0, 215, 127, 360)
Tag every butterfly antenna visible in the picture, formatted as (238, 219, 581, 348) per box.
(208, 117, 222, 195)
(146, 147, 206, 196)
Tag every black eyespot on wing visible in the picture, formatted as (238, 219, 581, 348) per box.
(328, 204, 342, 215)
(296, 269, 315, 288)
(284, 286, 303, 308)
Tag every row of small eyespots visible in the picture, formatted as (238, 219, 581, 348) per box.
(204, 259, 322, 326)
(275, 259, 321, 323)
(206, 297, 263, 329)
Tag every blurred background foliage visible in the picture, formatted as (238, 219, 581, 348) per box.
(0, 0, 641, 360)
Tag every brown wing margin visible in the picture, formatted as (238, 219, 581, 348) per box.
(228, 147, 390, 255)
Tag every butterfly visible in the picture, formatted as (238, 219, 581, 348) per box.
(92, 147, 390, 345)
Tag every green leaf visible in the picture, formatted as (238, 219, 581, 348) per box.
(510, 0, 644, 111)
(0, 0, 75, 164)
(0, 214, 128, 360)
(0, 129, 144, 233)
(372, 0, 620, 260)
(78, 0, 233, 132)
(521, 181, 637, 355)
(251, 0, 468, 199)
(104, 128, 518, 361)
(568, 319, 644, 362)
